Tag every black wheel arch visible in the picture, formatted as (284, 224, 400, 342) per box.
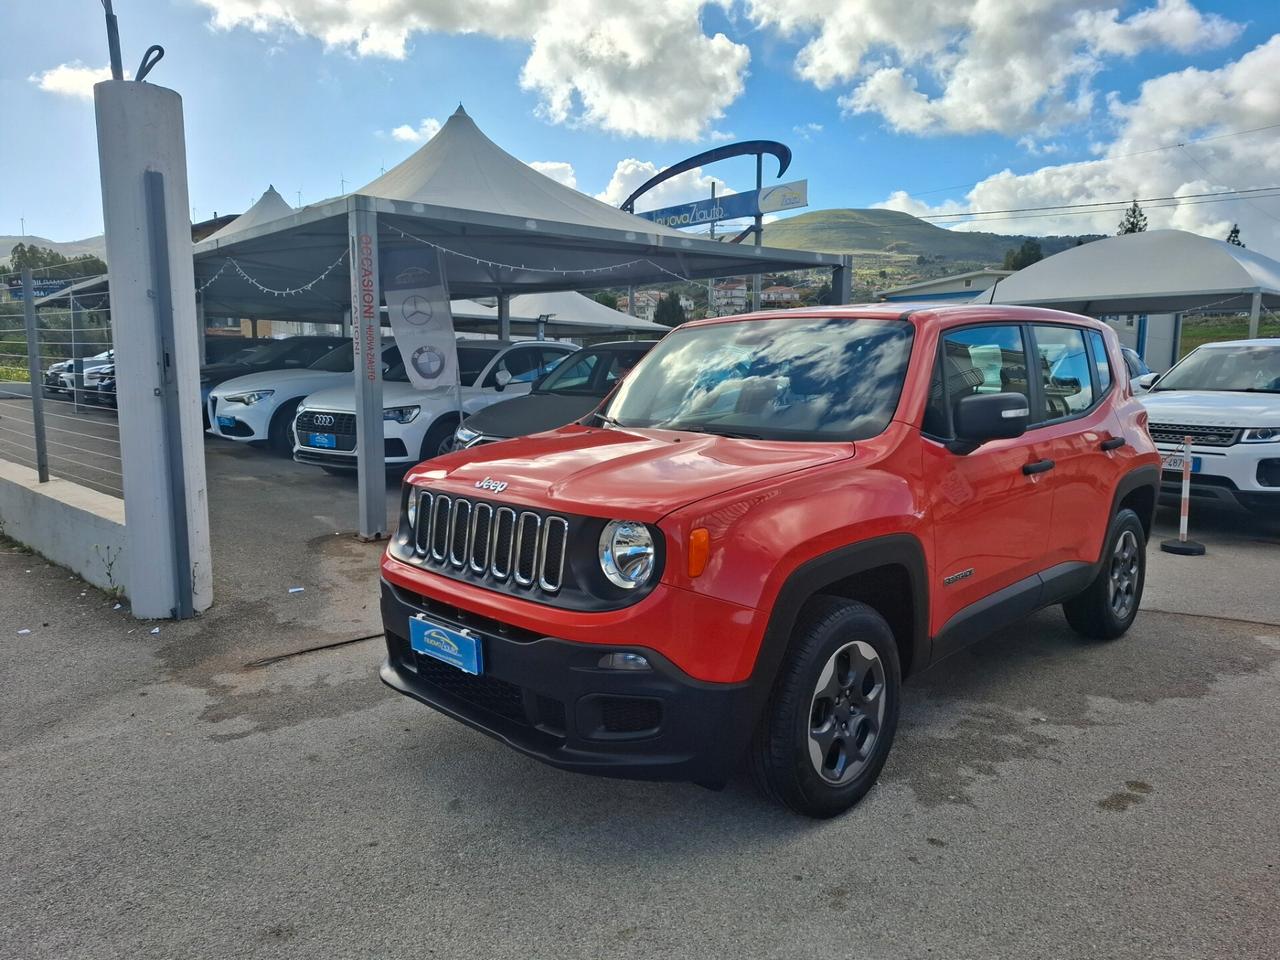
(1109, 463, 1160, 546)
(753, 534, 930, 698)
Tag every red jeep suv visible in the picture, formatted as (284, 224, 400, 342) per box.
(380, 305, 1160, 817)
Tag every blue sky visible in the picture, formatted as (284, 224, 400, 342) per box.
(3, 1, 1279, 254)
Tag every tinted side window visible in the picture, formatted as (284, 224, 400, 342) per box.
(928, 325, 1031, 439)
(1033, 326, 1094, 420)
(1087, 330, 1113, 392)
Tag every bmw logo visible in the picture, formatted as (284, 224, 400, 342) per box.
(411, 345, 446, 380)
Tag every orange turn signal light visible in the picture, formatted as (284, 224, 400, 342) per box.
(688, 527, 710, 578)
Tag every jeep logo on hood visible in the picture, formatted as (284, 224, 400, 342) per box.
(475, 477, 509, 494)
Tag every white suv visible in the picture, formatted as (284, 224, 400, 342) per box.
(208, 339, 400, 455)
(294, 340, 576, 472)
(1139, 339, 1280, 514)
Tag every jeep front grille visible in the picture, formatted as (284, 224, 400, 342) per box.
(1149, 423, 1241, 447)
(412, 491, 567, 593)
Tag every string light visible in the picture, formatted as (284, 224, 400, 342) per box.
(384, 224, 693, 284)
(196, 249, 349, 298)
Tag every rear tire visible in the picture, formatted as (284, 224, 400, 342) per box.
(1063, 508, 1146, 640)
(267, 398, 301, 456)
(750, 597, 901, 818)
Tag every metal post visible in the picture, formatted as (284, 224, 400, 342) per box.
(707, 184, 716, 317)
(341, 308, 352, 339)
(196, 293, 207, 365)
(498, 293, 511, 340)
(1248, 289, 1262, 339)
(145, 170, 195, 619)
(625, 286, 635, 318)
(20, 269, 49, 482)
(832, 254, 853, 305)
(349, 196, 386, 539)
(752, 153, 763, 313)
(70, 292, 85, 412)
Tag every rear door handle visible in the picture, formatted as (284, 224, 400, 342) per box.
(1022, 459, 1056, 475)
(1100, 437, 1126, 451)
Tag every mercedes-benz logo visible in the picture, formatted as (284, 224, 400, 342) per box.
(402, 295, 433, 326)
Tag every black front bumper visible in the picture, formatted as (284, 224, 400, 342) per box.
(380, 579, 759, 784)
(1159, 472, 1280, 514)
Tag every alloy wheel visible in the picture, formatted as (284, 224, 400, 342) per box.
(807, 640, 886, 785)
(1108, 529, 1140, 620)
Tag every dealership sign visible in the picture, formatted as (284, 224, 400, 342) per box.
(636, 179, 808, 229)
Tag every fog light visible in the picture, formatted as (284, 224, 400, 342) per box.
(598, 652, 651, 671)
(1258, 458, 1280, 488)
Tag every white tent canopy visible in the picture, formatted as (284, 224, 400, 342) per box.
(203, 185, 293, 244)
(985, 230, 1280, 327)
(455, 290, 666, 336)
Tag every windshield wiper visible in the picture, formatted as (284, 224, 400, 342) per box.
(657, 420, 762, 439)
(592, 411, 623, 427)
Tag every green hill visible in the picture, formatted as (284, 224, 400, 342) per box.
(761, 208, 1096, 265)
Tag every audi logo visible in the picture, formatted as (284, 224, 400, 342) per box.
(312, 414, 336, 427)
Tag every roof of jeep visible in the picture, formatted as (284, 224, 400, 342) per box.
(680, 302, 1108, 331)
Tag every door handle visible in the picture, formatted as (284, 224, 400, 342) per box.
(1022, 459, 1056, 475)
(1100, 437, 1126, 451)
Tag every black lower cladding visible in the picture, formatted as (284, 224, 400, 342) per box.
(379, 579, 759, 783)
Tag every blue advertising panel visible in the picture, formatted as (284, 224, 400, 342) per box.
(635, 180, 808, 230)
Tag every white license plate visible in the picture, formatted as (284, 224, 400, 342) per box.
(1162, 454, 1201, 473)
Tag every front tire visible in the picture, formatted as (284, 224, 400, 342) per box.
(750, 597, 901, 818)
(418, 416, 458, 462)
(1062, 508, 1146, 640)
(267, 399, 301, 456)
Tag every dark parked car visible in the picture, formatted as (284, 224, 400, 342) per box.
(452, 340, 658, 448)
(199, 336, 348, 425)
(202, 336, 256, 364)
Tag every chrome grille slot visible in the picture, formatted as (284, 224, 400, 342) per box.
(469, 503, 493, 573)
(413, 490, 432, 555)
(448, 499, 472, 568)
(1150, 423, 1241, 447)
(430, 495, 452, 561)
(513, 512, 542, 586)
(538, 516, 568, 592)
(491, 507, 516, 580)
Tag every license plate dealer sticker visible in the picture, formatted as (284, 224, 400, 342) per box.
(217, 416, 237, 430)
(308, 432, 337, 449)
(1162, 454, 1201, 473)
(409, 616, 483, 675)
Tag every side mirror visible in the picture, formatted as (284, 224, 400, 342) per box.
(1135, 372, 1160, 391)
(494, 368, 512, 391)
(950, 392, 1030, 455)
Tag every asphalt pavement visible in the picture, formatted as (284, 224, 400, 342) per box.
(2, 440, 1278, 959)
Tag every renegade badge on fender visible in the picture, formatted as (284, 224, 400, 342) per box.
(379, 304, 1160, 817)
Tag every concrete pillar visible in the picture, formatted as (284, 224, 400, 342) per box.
(498, 294, 511, 340)
(1248, 290, 1262, 339)
(349, 196, 386, 539)
(94, 79, 212, 617)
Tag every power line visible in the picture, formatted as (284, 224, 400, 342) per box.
(901, 121, 1280, 200)
(928, 191, 1280, 227)
(921, 186, 1280, 221)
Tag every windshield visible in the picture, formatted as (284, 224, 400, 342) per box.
(309, 342, 355, 372)
(537, 347, 647, 396)
(1153, 344, 1280, 393)
(225, 340, 296, 364)
(386, 344, 498, 386)
(602, 317, 914, 440)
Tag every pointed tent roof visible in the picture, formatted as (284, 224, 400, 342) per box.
(455, 290, 667, 335)
(358, 107, 685, 237)
(204, 185, 294, 244)
(986, 230, 1280, 314)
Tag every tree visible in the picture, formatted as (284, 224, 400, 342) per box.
(814, 281, 833, 305)
(653, 291, 686, 327)
(1225, 223, 1245, 247)
(2, 243, 106, 279)
(1002, 239, 1044, 271)
(593, 290, 618, 310)
(1117, 199, 1147, 235)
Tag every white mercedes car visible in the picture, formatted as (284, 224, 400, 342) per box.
(207, 339, 400, 454)
(1138, 339, 1280, 514)
(293, 339, 576, 472)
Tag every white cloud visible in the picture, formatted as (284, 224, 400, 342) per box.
(594, 158, 735, 210)
(527, 160, 578, 189)
(793, 122, 823, 140)
(194, 1, 748, 140)
(390, 117, 442, 143)
(748, 0, 1242, 135)
(875, 36, 1280, 256)
(28, 62, 116, 99)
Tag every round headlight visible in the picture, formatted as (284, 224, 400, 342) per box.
(405, 488, 419, 529)
(599, 520, 656, 590)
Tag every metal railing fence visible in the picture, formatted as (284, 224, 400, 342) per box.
(0, 267, 122, 498)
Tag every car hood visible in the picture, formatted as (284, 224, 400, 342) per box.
(408, 424, 854, 521)
(463, 393, 599, 439)
(301, 381, 455, 412)
(211, 367, 348, 397)
(1140, 390, 1280, 426)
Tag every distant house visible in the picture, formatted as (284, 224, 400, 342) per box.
(618, 289, 692, 322)
(761, 285, 802, 306)
(875, 269, 1012, 302)
(712, 279, 749, 314)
